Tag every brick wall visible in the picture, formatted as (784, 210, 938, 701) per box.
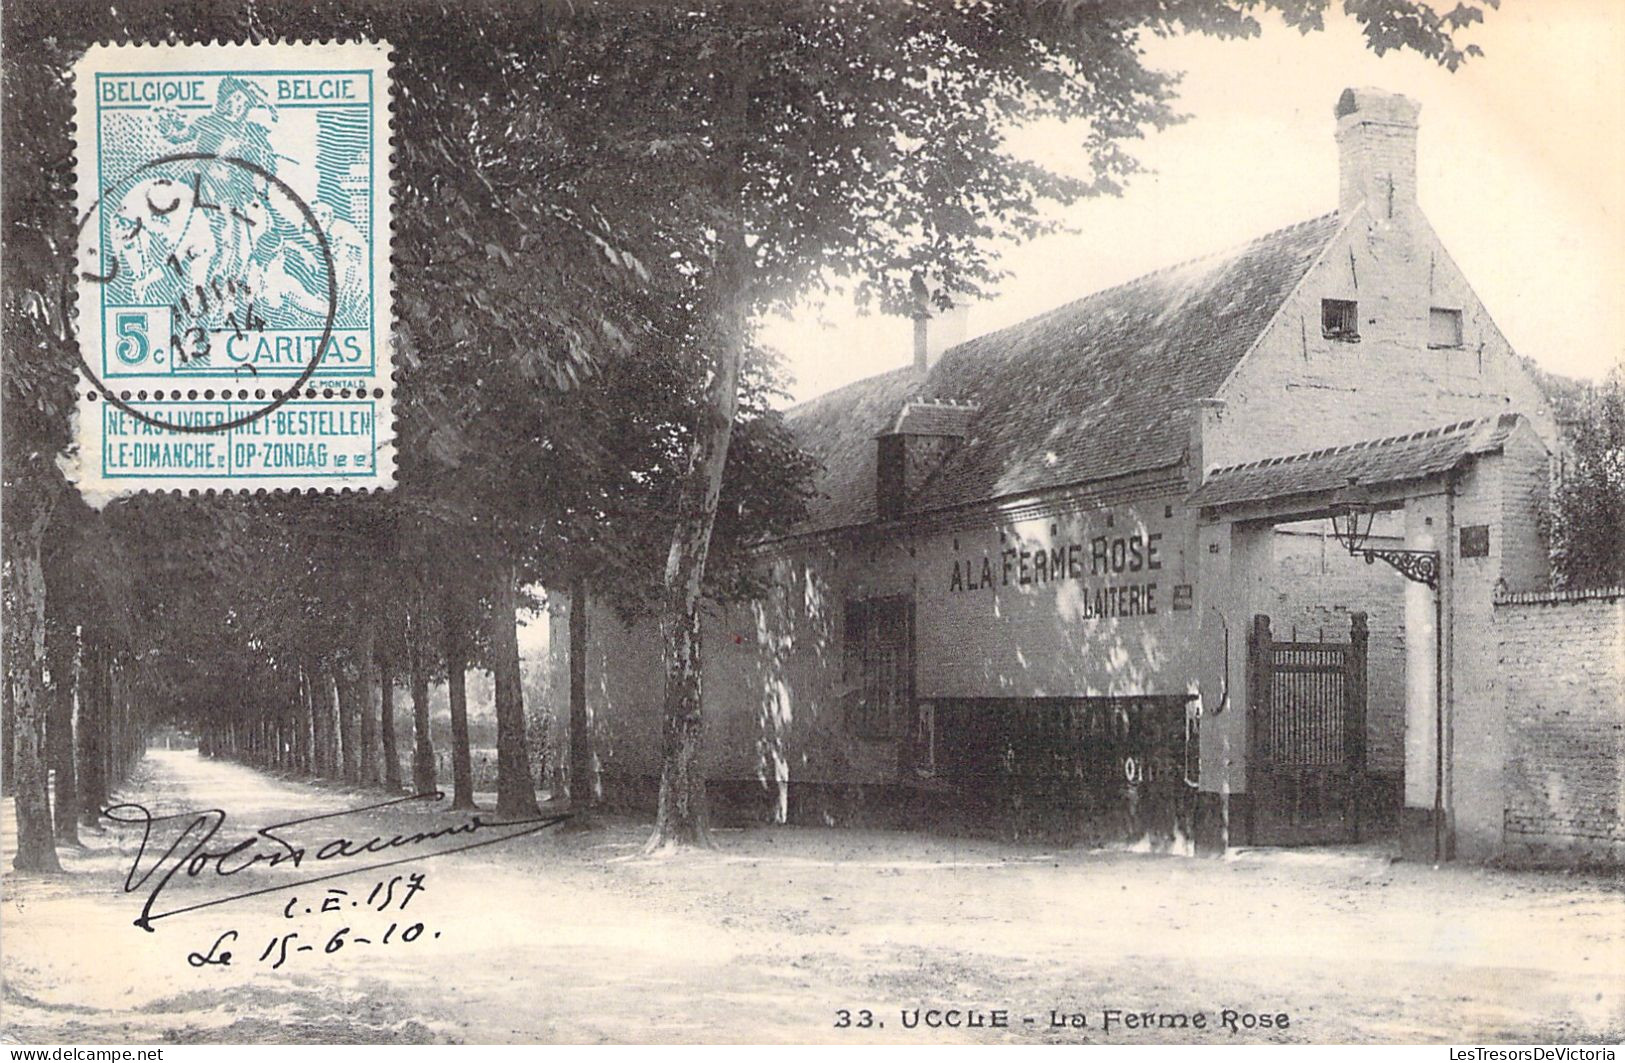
(1496, 587, 1625, 863)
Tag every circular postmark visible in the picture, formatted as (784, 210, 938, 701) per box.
(67, 151, 337, 434)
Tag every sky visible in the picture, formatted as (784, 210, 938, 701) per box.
(760, 0, 1625, 406)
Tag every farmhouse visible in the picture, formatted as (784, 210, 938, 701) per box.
(553, 88, 1622, 862)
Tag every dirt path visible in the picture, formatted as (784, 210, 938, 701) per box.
(4, 751, 1622, 1044)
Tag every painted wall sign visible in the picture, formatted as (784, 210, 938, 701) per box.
(949, 532, 1162, 590)
(947, 531, 1165, 618)
(918, 502, 1191, 698)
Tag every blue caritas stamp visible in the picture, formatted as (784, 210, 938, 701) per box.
(70, 41, 393, 500)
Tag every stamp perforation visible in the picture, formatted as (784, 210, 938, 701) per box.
(67, 38, 395, 501)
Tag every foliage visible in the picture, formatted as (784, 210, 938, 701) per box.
(1549, 369, 1625, 590)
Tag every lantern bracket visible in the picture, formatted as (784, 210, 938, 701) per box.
(1327, 481, 1439, 590)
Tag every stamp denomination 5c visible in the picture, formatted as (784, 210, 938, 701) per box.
(70, 41, 393, 499)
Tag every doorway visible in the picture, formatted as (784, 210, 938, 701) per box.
(1247, 612, 1370, 844)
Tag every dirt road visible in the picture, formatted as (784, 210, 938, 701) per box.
(3, 750, 1621, 1044)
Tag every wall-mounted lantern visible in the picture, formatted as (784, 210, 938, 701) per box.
(1328, 479, 1439, 589)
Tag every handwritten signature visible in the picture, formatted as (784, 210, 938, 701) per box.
(104, 793, 570, 932)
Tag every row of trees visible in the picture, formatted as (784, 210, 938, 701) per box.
(4, 0, 1500, 870)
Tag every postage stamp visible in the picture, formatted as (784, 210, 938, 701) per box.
(69, 41, 393, 498)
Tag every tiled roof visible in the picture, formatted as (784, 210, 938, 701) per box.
(1186, 413, 1524, 510)
(784, 213, 1343, 535)
(887, 400, 980, 437)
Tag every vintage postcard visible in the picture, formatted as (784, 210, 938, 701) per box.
(2, 0, 1621, 1054)
(68, 41, 393, 498)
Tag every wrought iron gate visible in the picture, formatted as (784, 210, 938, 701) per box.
(1247, 612, 1368, 845)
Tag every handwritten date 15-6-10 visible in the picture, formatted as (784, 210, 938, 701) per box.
(187, 872, 435, 970)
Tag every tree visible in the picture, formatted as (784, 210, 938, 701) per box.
(3, 15, 80, 871)
(488, 564, 540, 817)
(528, 0, 1500, 849)
(405, 595, 438, 795)
(508, 312, 816, 825)
(441, 586, 478, 810)
(44, 610, 78, 845)
(377, 651, 404, 791)
(4, 482, 63, 871)
(567, 577, 592, 810)
(1549, 369, 1625, 589)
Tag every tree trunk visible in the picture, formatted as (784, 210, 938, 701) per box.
(293, 664, 312, 773)
(490, 563, 539, 818)
(408, 618, 436, 795)
(114, 661, 141, 780)
(443, 601, 476, 811)
(355, 625, 379, 786)
(378, 655, 402, 791)
(104, 661, 120, 787)
(649, 183, 747, 852)
(359, 679, 378, 785)
(4, 491, 62, 872)
(295, 665, 314, 774)
(312, 662, 339, 777)
(336, 657, 359, 784)
(1, 679, 14, 798)
(569, 577, 595, 808)
(45, 615, 79, 846)
(304, 662, 321, 770)
(78, 639, 107, 823)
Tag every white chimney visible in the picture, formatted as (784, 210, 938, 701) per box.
(1335, 87, 1421, 222)
(913, 301, 969, 371)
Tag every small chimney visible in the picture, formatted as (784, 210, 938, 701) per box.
(1335, 87, 1420, 222)
(912, 301, 970, 371)
(875, 399, 978, 522)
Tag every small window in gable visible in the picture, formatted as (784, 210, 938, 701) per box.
(1321, 298, 1359, 342)
(1429, 307, 1463, 349)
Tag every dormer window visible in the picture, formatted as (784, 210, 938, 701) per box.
(1322, 298, 1360, 341)
(1429, 307, 1463, 349)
